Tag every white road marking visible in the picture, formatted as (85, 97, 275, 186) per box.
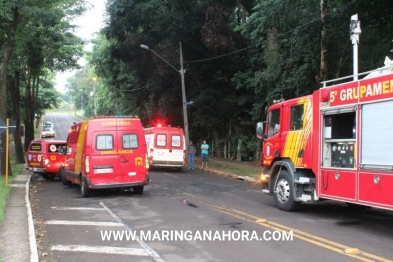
(45, 220, 121, 226)
(50, 206, 105, 211)
(100, 202, 166, 262)
(51, 245, 149, 256)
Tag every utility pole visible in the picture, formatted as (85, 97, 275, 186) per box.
(140, 42, 190, 145)
(92, 77, 97, 116)
(180, 41, 189, 145)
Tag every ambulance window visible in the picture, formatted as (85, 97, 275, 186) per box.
(171, 135, 181, 147)
(290, 104, 304, 130)
(96, 135, 113, 150)
(123, 134, 138, 149)
(156, 134, 166, 146)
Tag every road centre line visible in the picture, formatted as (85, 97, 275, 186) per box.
(45, 220, 121, 227)
(182, 193, 391, 262)
(100, 202, 166, 262)
(51, 245, 149, 256)
(50, 206, 106, 211)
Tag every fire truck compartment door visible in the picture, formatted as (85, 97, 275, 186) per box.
(361, 100, 393, 168)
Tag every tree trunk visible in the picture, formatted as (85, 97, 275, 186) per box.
(318, 0, 329, 83)
(224, 141, 227, 159)
(0, 6, 19, 176)
(24, 71, 36, 151)
(9, 72, 25, 164)
(266, 27, 278, 106)
(335, 38, 350, 79)
(212, 132, 221, 158)
(236, 138, 242, 161)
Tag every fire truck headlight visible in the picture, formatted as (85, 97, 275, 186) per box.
(260, 174, 269, 182)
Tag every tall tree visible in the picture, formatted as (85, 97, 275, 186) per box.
(0, 0, 87, 175)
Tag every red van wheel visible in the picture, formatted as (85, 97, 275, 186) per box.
(60, 167, 71, 185)
(81, 178, 90, 198)
(133, 186, 144, 195)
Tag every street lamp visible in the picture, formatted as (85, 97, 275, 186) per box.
(92, 77, 97, 116)
(140, 42, 190, 145)
(350, 14, 361, 81)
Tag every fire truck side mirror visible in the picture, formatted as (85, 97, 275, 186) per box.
(256, 122, 264, 139)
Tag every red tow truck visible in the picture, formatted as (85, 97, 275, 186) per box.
(257, 59, 393, 211)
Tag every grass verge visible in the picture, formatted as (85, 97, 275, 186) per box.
(0, 157, 25, 222)
(208, 162, 260, 178)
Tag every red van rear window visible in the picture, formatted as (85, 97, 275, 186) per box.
(96, 135, 114, 150)
(123, 134, 139, 149)
(47, 144, 67, 153)
(29, 143, 42, 152)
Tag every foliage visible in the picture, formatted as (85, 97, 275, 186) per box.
(63, 0, 393, 158)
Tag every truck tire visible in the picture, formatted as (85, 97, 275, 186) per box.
(42, 174, 55, 180)
(273, 170, 300, 212)
(133, 186, 144, 195)
(60, 167, 71, 185)
(81, 178, 90, 198)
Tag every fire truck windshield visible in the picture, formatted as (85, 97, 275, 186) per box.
(268, 109, 280, 137)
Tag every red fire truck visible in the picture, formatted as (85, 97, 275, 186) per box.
(257, 59, 393, 211)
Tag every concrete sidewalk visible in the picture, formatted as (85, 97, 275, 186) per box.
(0, 169, 38, 262)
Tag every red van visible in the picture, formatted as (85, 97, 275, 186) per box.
(144, 125, 186, 171)
(60, 116, 149, 197)
(26, 139, 67, 180)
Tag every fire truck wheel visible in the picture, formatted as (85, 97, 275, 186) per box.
(81, 178, 91, 198)
(133, 186, 144, 195)
(42, 174, 55, 180)
(273, 170, 300, 212)
(60, 167, 71, 185)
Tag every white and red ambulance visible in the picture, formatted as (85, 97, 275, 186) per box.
(144, 125, 186, 171)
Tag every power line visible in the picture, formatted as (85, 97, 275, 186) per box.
(119, 75, 179, 92)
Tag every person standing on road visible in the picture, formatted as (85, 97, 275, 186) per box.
(187, 140, 196, 169)
(201, 140, 209, 168)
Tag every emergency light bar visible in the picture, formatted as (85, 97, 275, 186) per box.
(93, 115, 135, 119)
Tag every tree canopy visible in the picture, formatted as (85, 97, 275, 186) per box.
(66, 0, 393, 159)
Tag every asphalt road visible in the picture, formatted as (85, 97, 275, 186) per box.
(31, 113, 393, 262)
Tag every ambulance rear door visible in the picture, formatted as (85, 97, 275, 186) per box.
(117, 131, 146, 183)
(153, 132, 184, 165)
(90, 131, 121, 184)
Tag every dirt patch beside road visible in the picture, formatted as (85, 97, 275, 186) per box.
(30, 178, 55, 262)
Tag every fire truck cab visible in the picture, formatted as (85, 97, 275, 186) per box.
(257, 59, 393, 212)
(144, 125, 186, 171)
(60, 116, 149, 197)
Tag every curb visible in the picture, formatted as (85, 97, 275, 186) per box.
(26, 174, 39, 262)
